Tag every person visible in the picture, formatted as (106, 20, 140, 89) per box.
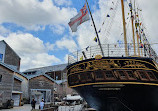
(40, 100, 44, 110)
(31, 99, 36, 110)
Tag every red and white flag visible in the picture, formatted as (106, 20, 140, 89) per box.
(68, 4, 90, 32)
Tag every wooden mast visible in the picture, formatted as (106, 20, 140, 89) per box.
(85, 0, 104, 57)
(135, 11, 140, 56)
(134, 0, 140, 56)
(130, 0, 136, 55)
(121, 0, 128, 56)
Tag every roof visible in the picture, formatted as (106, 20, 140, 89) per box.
(12, 91, 23, 94)
(24, 64, 67, 73)
(27, 72, 56, 83)
(14, 75, 23, 82)
(0, 61, 27, 79)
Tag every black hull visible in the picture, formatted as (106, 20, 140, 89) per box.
(74, 84, 158, 111)
(67, 57, 158, 111)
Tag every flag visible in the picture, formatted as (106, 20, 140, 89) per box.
(94, 37, 97, 42)
(98, 29, 101, 33)
(80, 56, 83, 60)
(86, 46, 89, 51)
(117, 40, 123, 47)
(68, 3, 90, 32)
(129, 3, 132, 8)
(107, 14, 110, 17)
(140, 43, 144, 48)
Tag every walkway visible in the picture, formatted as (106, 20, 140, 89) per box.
(1, 104, 39, 111)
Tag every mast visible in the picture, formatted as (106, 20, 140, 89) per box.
(135, 11, 140, 56)
(121, 0, 128, 56)
(130, 1, 136, 55)
(134, 0, 140, 56)
(85, 0, 104, 57)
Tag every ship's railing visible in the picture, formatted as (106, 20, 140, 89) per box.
(68, 43, 158, 65)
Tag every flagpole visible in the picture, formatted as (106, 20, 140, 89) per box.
(85, 0, 104, 57)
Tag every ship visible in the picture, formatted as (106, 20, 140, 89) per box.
(67, 0, 158, 111)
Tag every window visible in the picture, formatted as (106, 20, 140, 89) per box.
(139, 71, 148, 79)
(86, 72, 92, 82)
(104, 71, 116, 80)
(0, 75, 2, 82)
(137, 71, 149, 81)
(0, 54, 3, 61)
(80, 73, 87, 82)
(68, 74, 79, 85)
(147, 71, 157, 80)
(125, 70, 137, 80)
(95, 71, 105, 81)
(118, 71, 127, 80)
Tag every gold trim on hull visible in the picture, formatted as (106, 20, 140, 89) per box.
(70, 82, 158, 88)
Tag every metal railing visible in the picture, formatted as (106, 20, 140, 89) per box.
(68, 43, 158, 65)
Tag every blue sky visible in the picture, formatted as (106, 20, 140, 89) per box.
(0, 0, 158, 71)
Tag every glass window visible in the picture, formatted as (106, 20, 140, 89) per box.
(95, 72, 104, 79)
(105, 71, 114, 78)
(139, 71, 147, 79)
(80, 73, 87, 81)
(147, 71, 156, 80)
(87, 73, 92, 80)
(0, 54, 3, 61)
(69, 74, 78, 84)
(126, 71, 134, 78)
(118, 71, 126, 79)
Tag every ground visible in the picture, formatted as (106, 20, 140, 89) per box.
(1, 104, 83, 111)
(1, 104, 39, 111)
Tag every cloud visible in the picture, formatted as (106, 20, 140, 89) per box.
(0, 33, 61, 71)
(50, 25, 65, 35)
(0, 0, 77, 30)
(72, 0, 158, 55)
(53, 0, 72, 6)
(55, 37, 77, 53)
(64, 54, 68, 63)
(21, 53, 60, 71)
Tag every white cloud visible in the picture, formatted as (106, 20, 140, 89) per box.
(45, 42, 54, 51)
(0, 0, 77, 30)
(53, 0, 72, 6)
(21, 53, 60, 71)
(64, 54, 68, 63)
(55, 37, 77, 53)
(0, 33, 61, 71)
(50, 25, 65, 35)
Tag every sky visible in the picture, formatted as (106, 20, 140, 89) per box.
(0, 0, 158, 71)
